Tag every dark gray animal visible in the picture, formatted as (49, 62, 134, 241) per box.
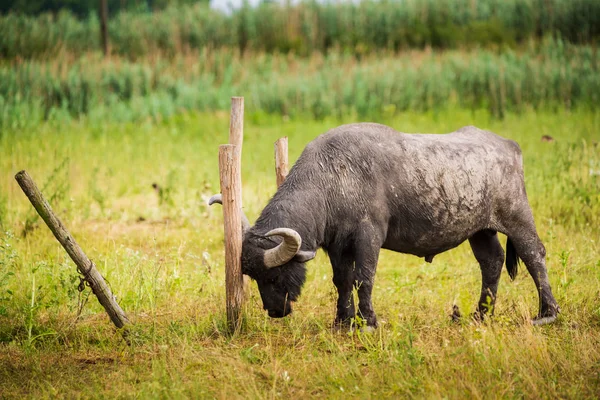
(210, 123, 560, 327)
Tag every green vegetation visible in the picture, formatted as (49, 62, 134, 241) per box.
(0, 109, 599, 398)
(0, 0, 207, 17)
(2, 0, 600, 59)
(1, 1, 599, 396)
(2, 39, 599, 130)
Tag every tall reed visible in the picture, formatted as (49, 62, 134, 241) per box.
(1, 39, 598, 130)
(1, 0, 599, 60)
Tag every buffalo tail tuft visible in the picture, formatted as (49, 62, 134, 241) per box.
(506, 237, 519, 280)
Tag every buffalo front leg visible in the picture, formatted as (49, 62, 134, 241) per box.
(354, 226, 384, 328)
(329, 250, 356, 327)
(468, 230, 505, 320)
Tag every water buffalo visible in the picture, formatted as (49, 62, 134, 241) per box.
(210, 123, 560, 327)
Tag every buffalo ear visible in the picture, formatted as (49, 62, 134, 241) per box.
(294, 250, 316, 263)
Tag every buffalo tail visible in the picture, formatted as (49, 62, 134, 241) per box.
(506, 237, 519, 280)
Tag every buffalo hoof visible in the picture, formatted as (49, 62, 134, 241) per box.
(358, 325, 376, 334)
(532, 315, 557, 326)
(450, 305, 462, 323)
(337, 325, 376, 334)
(332, 320, 377, 334)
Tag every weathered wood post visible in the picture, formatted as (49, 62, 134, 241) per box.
(218, 145, 244, 332)
(99, 0, 109, 56)
(15, 170, 130, 333)
(228, 97, 250, 298)
(274, 137, 289, 187)
(229, 97, 244, 150)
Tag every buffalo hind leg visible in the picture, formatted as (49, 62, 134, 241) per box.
(508, 230, 560, 324)
(330, 249, 356, 327)
(469, 230, 504, 320)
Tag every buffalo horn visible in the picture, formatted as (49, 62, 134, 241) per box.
(263, 228, 302, 268)
(207, 194, 251, 233)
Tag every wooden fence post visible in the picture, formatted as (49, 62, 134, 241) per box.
(228, 97, 250, 298)
(274, 137, 289, 187)
(14, 170, 130, 333)
(99, 0, 109, 56)
(229, 97, 244, 151)
(218, 145, 244, 333)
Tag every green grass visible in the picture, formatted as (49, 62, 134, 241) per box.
(0, 108, 599, 398)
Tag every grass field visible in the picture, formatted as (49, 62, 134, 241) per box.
(0, 108, 599, 398)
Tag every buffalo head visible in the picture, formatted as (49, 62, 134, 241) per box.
(242, 228, 316, 317)
(208, 195, 315, 318)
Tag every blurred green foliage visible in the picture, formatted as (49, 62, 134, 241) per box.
(1, 38, 598, 129)
(1, 0, 599, 59)
(0, 0, 208, 17)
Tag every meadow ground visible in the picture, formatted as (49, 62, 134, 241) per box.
(0, 108, 599, 398)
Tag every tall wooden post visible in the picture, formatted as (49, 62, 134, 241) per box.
(228, 97, 250, 298)
(99, 0, 109, 56)
(218, 145, 244, 333)
(274, 137, 289, 187)
(229, 97, 244, 151)
(14, 171, 130, 333)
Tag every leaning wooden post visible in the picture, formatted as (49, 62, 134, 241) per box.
(274, 137, 289, 187)
(228, 96, 250, 297)
(15, 170, 130, 332)
(218, 145, 244, 333)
